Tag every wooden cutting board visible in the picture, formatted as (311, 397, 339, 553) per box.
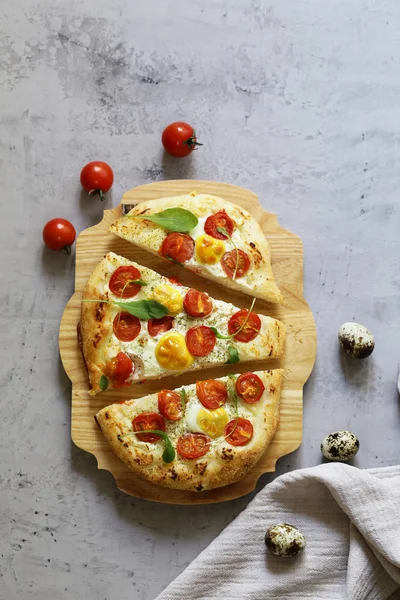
(59, 180, 316, 504)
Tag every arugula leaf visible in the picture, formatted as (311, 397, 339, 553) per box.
(180, 388, 187, 418)
(119, 430, 176, 463)
(83, 298, 168, 320)
(228, 374, 239, 432)
(99, 375, 108, 391)
(127, 279, 147, 286)
(211, 298, 257, 340)
(226, 346, 240, 364)
(165, 255, 184, 267)
(129, 208, 198, 233)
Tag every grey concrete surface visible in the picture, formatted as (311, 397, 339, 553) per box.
(1, 1, 399, 599)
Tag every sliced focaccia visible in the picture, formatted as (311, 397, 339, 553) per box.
(79, 252, 285, 394)
(110, 193, 283, 303)
(96, 369, 283, 491)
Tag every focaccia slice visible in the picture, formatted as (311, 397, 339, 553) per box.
(110, 193, 283, 303)
(80, 252, 285, 394)
(96, 369, 283, 491)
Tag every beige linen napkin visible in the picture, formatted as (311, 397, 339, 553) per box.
(155, 464, 400, 600)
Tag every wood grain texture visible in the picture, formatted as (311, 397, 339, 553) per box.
(59, 180, 316, 504)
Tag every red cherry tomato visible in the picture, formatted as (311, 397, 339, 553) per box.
(225, 418, 253, 446)
(158, 389, 182, 421)
(132, 412, 165, 443)
(183, 289, 213, 318)
(109, 266, 142, 298)
(43, 218, 76, 254)
(80, 161, 114, 201)
(204, 210, 234, 240)
(162, 122, 202, 158)
(228, 310, 261, 343)
(186, 326, 216, 357)
(176, 433, 210, 459)
(113, 313, 141, 342)
(196, 379, 227, 409)
(160, 233, 195, 263)
(105, 352, 133, 387)
(236, 373, 265, 403)
(221, 249, 250, 279)
(148, 316, 175, 337)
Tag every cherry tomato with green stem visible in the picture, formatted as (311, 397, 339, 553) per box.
(80, 161, 114, 201)
(162, 122, 202, 158)
(43, 218, 76, 254)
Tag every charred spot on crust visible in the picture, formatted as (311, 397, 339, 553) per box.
(123, 443, 129, 448)
(94, 415, 101, 430)
(95, 304, 105, 322)
(195, 483, 204, 492)
(93, 333, 102, 348)
(246, 241, 263, 267)
(104, 412, 110, 420)
(269, 385, 275, 393)
(169, 468, 178, 480)
(195, 462, 208, 476)
(221, 448, 234, 461)
(268, 346, 273, 356)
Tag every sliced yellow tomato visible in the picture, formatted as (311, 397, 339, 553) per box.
(152, 284, 183, 315)
(197, 407, 229, 438)
(155, 332, 194, 370)
(195, 234, 225, 265)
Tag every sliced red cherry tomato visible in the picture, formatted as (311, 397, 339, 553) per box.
(186, 326, 216, 357)
(176, 432, 210, 459)
(160, 232, 195, 263)
(225, 417, 254, 446)
(43, 218, 76, 254)
(161, 122, 202, 158)
(80, 161, 114, 201)
(183, 289, 213, 318)
(132, 412, 165, 443)
(204, 210, 234, 240)
(148, 315, 174, 337)
(196, 379, 227, 409)
(113, 312, 141, 342)
(109, 266, 142, 298)
(105, 352, 133, 387)
(158, 389, 182, 421)
(228, 310, 261, 343)
(236, 373, 265, 403)
(221, 249, 250, 279)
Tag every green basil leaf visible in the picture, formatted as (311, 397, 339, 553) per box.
(130, 208, 198, 233)
(99, 375, 108, 391)
(226, 346, 240, 364)
(118, 430, 176, 463)
(114, 299, 169, 320)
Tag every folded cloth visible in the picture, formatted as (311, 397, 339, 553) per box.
(155, 464, 400, 600)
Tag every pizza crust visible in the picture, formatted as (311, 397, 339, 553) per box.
(96, 369, 283, 491)
(80, 252, 286, 394)
(110, 193, 283, 304)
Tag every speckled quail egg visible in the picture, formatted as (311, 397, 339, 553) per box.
(321, 430, 359, 462)
(265, 523, 306, 558)
(338, 322, 375, 359)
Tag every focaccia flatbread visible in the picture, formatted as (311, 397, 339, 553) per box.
(110, 193, 283, 303)
(96, 369, 283, 491)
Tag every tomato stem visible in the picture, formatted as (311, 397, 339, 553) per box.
(88, 188, 105, 201)
(184, 136, 203, 149)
